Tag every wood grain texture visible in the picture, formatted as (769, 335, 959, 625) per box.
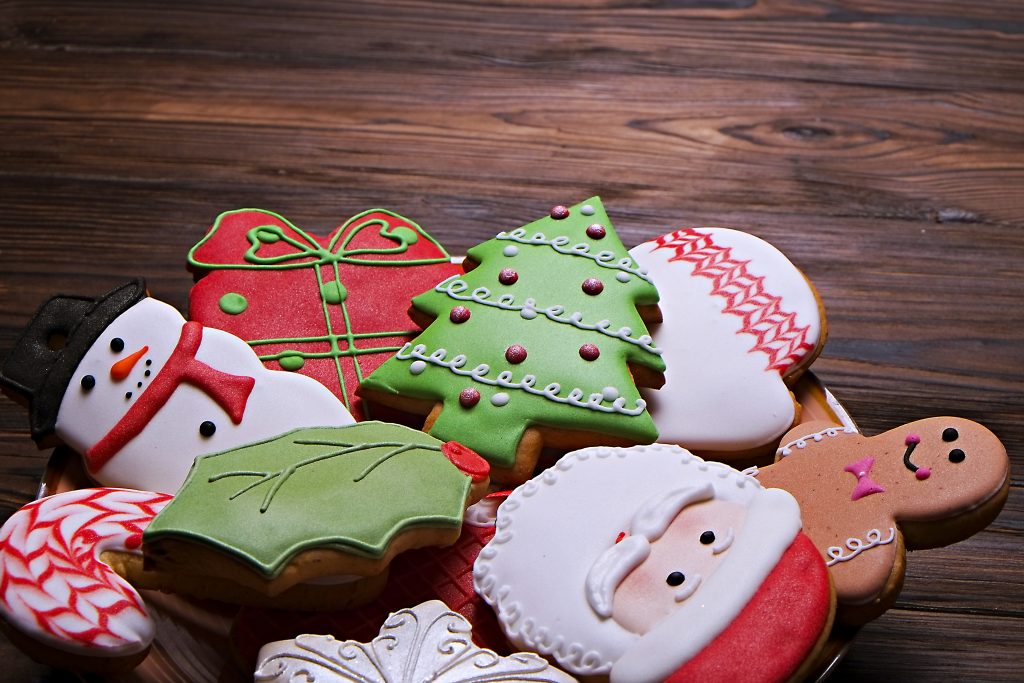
(0, 1, 1021, 680)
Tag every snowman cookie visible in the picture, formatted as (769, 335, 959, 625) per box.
(756, 417, 1010, 623)
(0, 279, 354, 493)
(473, 444, 835, 683)
(629, 228, 825, 458)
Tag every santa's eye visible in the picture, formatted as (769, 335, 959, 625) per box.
(699, 531, 715, 545)
(80, 375, 96, 391)
(666, 571, 685, 586)
(199, 421, 217, 437)
(949, 449, 966, 463)
(942, 427, 959, 442)
(110, 337, 125, 353)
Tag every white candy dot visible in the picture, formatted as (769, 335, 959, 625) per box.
(602, 386, 620, 401)
(580, 204, 595, 216)
(491, 392, 510, 406)
(503, 246, 519, 257)
(520, 309, 537, 320)
(409, 360, 427, 375)
(616, 272, 630, 283)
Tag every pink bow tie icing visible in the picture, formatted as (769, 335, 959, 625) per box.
(843, 456, 887, 501)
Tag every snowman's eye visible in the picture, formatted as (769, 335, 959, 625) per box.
(199, 421, 216, 437)
(699, 531, 715, 545)
(110, 337, 125, 353)
(949, 449, 966, 463)
(666, 571, 685, 587)
(80, 375, 96, 391)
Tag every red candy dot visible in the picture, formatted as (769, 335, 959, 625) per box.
(550, 205, 570, 220)
(442, 441, 490, 482)
(505, 344, 528, 364)
(586, 223, 607, 239)
(582, 278, 604, 295)
(459, 387, 481, 407)
(499, 268, 519, 285)
(450, 306, 471, 323)
(579, 343, 601, 360)
(124, 533, 143, 550)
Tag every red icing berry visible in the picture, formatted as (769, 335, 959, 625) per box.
(498, 268, 519, 285)
(579, 343, 601, 360)
(459, 387, 481, 407)
(582, 278, 604, 295)
(124, 533, 143, 550)
(550, 205, 570, 220)
(586, 223, 607, 239)
(450, 306, 471, 323)
(442, 441, 490, 482)
(505, 344, 528, 364)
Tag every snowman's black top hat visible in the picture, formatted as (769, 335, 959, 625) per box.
(0, 278, 147, 444)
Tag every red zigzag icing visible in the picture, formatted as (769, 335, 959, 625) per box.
(652, 229, 814, 372)
(0, 488, 172, 653)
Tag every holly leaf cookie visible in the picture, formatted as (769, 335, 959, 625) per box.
(359, 197, 666, 484)
(629, 227, 826, 458)
(188, 208, 460, 420)
(756, 417, 1010, 624)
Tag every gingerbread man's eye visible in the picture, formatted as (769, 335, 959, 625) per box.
(110, 337, 125, 353)
(666, 571, 685, 587)
(699, 531, 715, 545)
(942, 427, 959, 442)
(948, 449, 966, 463)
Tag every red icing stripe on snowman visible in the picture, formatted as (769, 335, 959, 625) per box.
(0, 488, 172, 656)
(651, 229, 814, 373)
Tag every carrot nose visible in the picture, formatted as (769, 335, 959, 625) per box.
(110, 346, 149, 381)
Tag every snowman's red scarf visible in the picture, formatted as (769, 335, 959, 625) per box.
(84, 321, 256, 472)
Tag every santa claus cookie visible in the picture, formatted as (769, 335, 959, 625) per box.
(254, 599, 573, 683)
(474, 444, 835, 683)
(629, 228, 825, 458)
(756, 417, 1010, 624)
(188, 208, 460, 420)
(0, 279, 354, 494)
(360, 198, 666, 484)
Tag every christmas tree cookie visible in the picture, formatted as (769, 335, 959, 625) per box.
(188, 208, 460, 420)
(358, 197, 666, 483)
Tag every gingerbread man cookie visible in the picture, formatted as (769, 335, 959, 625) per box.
(629, 227, 826, 458)
(756, 417, 1010, 623)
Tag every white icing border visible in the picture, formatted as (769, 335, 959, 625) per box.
(825, 528, 896, 567)
(776, 425, 858, 457)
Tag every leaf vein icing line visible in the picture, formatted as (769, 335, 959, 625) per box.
(396, 343, 648, 416)
(496, 228, 652, 283)
(825, 527, 897, 567)
(435, 276, 662, 355)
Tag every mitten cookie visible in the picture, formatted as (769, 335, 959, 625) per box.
(474, 444, 835, 683)
(360, 197, 666, 484)
(0, 279, 354, 493)
(188, 208, 459, 420)
(756, 417, 1010, 623)
(254, 599, 574, 683)
(629, 228, 825, 458)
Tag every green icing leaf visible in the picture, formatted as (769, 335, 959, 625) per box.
(143, 422, 471, 577)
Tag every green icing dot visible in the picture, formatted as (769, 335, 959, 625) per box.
(321, 280, 348, 304)
(388, 226, 420, 246)
(218, 292, 248, 315)
(279, 354, 305, 371)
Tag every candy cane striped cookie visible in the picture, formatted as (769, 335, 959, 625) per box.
(0, 488, 171, 672)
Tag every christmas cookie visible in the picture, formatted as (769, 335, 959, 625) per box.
(473, 444, 835, 683)
(0, 488, 172, 672)
(629, 227, 825, 458)
(254, 599, 575, 683)
(359, 197, 666, 484)
(188, 208, 460, 420)
(756, 417, 1010, 624)
(0, 278, 354, 494)
(142, 421, 490, 608)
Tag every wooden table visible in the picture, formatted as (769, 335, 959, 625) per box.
(1, 1, 1020, 680)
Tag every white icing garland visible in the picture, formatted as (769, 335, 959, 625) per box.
(776, 425, 858, 457)
(396, 343, 648, 416)
(825, 528, 897, 567)
(435, 276, 663, 355)
(496, 228, 653, 283)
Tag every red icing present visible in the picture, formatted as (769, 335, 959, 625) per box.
(188, 208, 458, 420)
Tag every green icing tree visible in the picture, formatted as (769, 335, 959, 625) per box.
(359, 197, 665, 477)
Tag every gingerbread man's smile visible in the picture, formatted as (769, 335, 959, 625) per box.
(902, 434, 932, 480)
